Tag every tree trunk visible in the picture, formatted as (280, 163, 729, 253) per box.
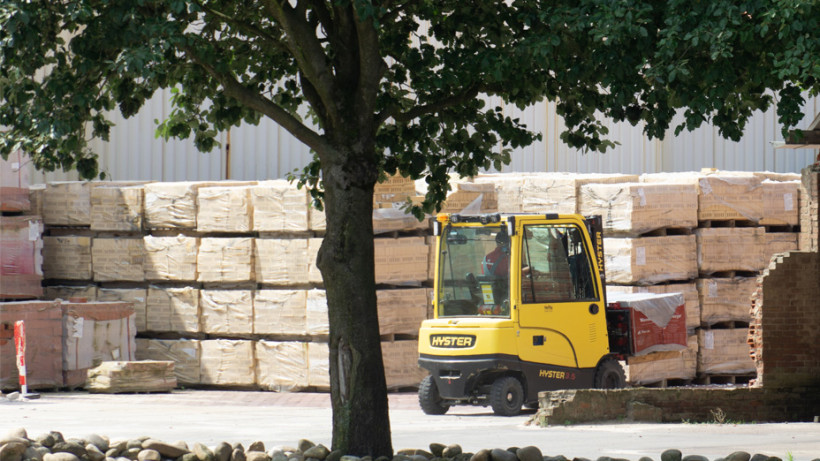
(317, 155, 392, 457)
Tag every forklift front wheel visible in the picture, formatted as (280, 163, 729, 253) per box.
(419, 375, 450, 415)
(490, 376, 524, 416)
(594, 357, 626, 389)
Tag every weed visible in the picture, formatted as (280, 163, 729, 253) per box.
(710, 407, 727, 424)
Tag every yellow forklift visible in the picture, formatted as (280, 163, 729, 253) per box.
(418, 212, 630, 416)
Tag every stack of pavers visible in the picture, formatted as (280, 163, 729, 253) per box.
(32, 177, 429, 392)
(1, 153, 136, 391)
(0, 151, 43, 301)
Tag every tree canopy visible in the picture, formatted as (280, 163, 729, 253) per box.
(2, 0, 819, 457)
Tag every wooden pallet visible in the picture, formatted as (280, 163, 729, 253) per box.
(694, 373, 756, 386)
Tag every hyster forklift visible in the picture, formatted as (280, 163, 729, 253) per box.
(418, 212, 630, 416)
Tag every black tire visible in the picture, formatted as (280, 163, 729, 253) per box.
(594, 357, 626, 389)
(490, 376, 524, 416)
(418, 375, 450, 415)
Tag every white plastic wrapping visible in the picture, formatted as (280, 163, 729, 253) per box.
(607, 291, 684, 328)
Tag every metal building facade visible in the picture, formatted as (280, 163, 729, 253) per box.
(26, 91, 819, 184)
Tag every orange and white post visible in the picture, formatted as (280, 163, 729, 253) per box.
(14, 320, 28, 395)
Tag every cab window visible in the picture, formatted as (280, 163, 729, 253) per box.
(520, 224, 597, 303)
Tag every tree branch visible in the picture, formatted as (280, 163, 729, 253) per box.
(181, 44, 331, 155)
(353, 6, 386, 123)
(261, 0, 339, 122)
(382, 85, 483, 124)
(193, 1, 290, 55)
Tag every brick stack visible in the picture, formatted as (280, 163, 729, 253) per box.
(468, 170, 801, 386)
(9, 169, 806, 393)
(616, 170, 801, 385)
(577, 176, 701, 386)
(0, 299, 135, 391)
(0, 151, 43, 300)
(34, 177, 429, 392)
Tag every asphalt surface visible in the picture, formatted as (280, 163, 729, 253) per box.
(2, 390, 819, 461)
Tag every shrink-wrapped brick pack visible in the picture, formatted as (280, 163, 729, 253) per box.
(305, 289, 329, 336)
(43, 236, 92, 280)
(374, 236, 428, 285)
(440, 183, 498, 214)
(307, 341, 330, 390)
(696, 227, 767, 274)
(90, 184, 145, 231)
(372, 207, 429, 234)
(579, 182, 698, 236)
(607, 282, 700, 332)
(377, 288, 429, 336)
(62, 301, 136, 388)
(253, 289, 308, 336)
(86, 360, 176, 393)
(604, 235, 697, 285)
(200, 289, 254, 335)
(760, 180, 799, 226)
(0, 215, 44, 299)
(143, 235, 198, 281)
(135, 338, 201, 385)
(698, 173, 763, 222)
(373, 175, 417, 205)
(697, 328, 756, 375)
(199, 339, 255, 387)
(696, 277, 757, 326)
(625, 335, 698, 386)
(251, 180, 310, 232)
(144, 181, 251, 229)
(43, 181, 91, 226)
(255, 238, 309, 285)
(92, 238, 145, 282)
(145, 286, 200, 334)
(382, 340, 427, 389)
(255, 341, 309, 391)
(144, 182, 200, 229)
(197, 185, 253, 233)
(307, 238, 323, 284)
(765, 232, 799, 262)
(197, 237, 254, 282)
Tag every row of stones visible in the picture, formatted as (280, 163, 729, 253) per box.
(0, 428, 811, 461)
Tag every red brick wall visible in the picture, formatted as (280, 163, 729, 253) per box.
(751, 252, 820, 388)
(799, 169, 819, 251)
(750, 168, 820, 389)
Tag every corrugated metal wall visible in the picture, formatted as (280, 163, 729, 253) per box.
(27, 91, 819, 184)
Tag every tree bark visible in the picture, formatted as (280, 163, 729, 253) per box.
(317, 155, 392, 457)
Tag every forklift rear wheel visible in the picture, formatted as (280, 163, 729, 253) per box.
(419, 375, 450, 415)
(490, 376, 524, 416)
(594, 358, 626, 389)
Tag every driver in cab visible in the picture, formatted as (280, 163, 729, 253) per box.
(482, 229, 510, 277)
(479, 229, 510, 315)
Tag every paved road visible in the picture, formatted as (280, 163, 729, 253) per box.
(2, 390, 819, 461)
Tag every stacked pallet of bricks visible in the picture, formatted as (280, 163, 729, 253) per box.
(34, 177, 430, 392)
(0, 151, 44, 301)
(693, 171, 800, 385)
(468, 170, 801, 387)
